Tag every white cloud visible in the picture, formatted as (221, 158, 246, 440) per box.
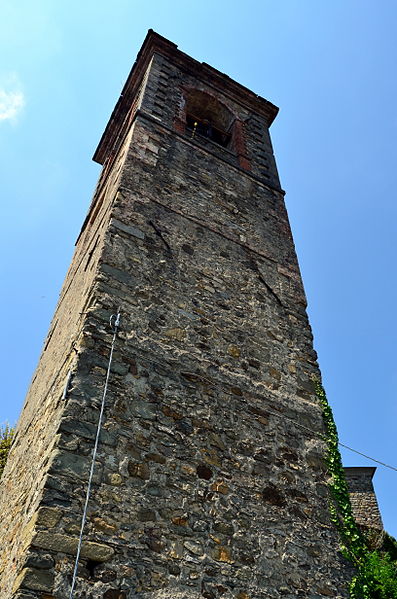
(0, 74, 25, 123)
(0, 89, 24, 122)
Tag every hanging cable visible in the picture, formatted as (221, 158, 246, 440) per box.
(109, 343, 397, 475)
(338, 443, 397, 472)
(69, 308, 121, 599)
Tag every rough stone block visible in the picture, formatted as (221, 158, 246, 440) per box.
(13, 567, 55, 593)
(32, 531, 114, 561)
(111, 218, 145, 239)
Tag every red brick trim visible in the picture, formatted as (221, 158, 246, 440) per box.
(233, 119, 251, 171)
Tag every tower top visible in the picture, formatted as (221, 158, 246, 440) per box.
(93, 29, 279, 165)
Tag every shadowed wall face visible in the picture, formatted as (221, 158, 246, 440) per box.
(344, 467, 383, 532)
(0, 32, 352, 599)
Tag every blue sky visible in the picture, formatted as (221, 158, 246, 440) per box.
(1, 1, 396, 537)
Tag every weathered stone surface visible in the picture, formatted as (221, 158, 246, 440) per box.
(32, 532, 114, 561)
(142, 592, 202, 599)
(137, 508, 156, 522)
(49, 450, 92, 480)
(107, 472, 123, 485)
(163, 328, 186, 341)
(25, 552, 55, 570)
(127, 461, 150, 479)
(93, 516, 118, 535)
(103, 590, 127, 599)
(212, 545, 234, 563)
(227, 344, 241, 358)
(58, 417, 116, 446)
(110, 217, 145, 239)
(130, 399, 157, 420)
(0, 31, 355, 599)
(13, 568, 54, 593)
(183, 540, 203, 556)
(36, 507, 62, 528)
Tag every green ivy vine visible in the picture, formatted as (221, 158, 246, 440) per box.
(313, 378, 397, 598)
(0, 424, 14, 479)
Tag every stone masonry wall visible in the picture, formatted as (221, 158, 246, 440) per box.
(344, 467, 383, 532)
(139, 51, 281, 189)
(0, 112, 134, 599)
(0, 33, 352, 599)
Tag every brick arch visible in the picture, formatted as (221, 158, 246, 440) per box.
(185, 88, 235, 132)
(174, 86, 237, 132)
(174, 87, 250, 170)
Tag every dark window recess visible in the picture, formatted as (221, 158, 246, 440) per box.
(186, 113, 231, 148)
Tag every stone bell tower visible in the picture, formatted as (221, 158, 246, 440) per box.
(0, 31, 352, 599)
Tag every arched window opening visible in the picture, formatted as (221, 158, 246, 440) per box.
(184, 90, 235, 149)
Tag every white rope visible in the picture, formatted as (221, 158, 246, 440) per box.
(69, 309, 121, 598)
